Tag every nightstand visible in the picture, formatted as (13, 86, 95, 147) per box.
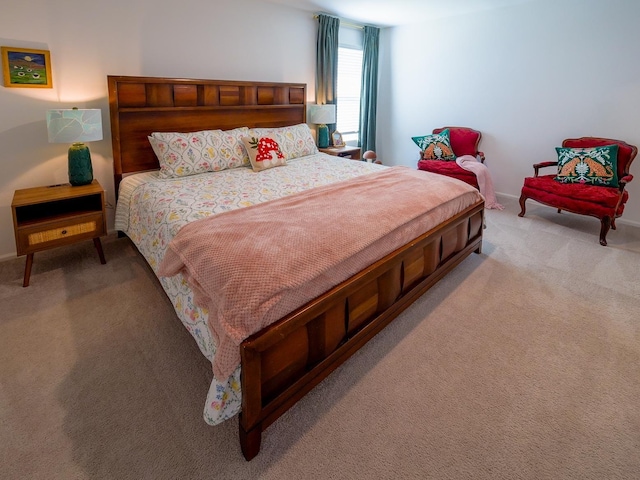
(319, 146, 361, 160)
(11, 180, 107, 287)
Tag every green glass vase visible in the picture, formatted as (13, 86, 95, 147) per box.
(68, 142, 94, 186)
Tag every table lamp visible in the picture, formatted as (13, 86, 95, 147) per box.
(309, 104, 336, 148)
(46, 108, 103, 186)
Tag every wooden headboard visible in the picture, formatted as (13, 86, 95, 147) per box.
(107, 75, 307, 192)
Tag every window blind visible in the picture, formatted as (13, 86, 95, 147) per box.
(337, 46, 363, 137)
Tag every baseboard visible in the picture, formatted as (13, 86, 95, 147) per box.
(0, 252, 15, 262)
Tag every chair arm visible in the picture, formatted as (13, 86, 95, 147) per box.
(617, 174, 634, 193)
(533, 161, 558, 177)
(619, 174, 633, 186)
(477, 152, 485, 163)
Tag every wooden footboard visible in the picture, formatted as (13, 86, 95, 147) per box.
(239, 200, 484, 460)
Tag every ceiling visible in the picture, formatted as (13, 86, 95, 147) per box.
(265, 0, 535, 27)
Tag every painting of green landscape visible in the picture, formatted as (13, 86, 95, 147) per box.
(1, 47, 52, 88)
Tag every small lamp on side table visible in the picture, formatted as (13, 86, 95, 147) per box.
(47, 108, 103, 186)
(309, 104, 336, 148)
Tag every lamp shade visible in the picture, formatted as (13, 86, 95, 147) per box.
(308, 104, 336, 125)
(46, 108, 103, 143)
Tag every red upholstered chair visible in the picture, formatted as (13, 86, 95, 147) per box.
(518, 137, 637, 246)
(417, 126, 485, 188)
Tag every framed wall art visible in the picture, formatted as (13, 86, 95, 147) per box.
(1, 46, 52, 88)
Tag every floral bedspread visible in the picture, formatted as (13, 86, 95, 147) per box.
(114, 154, 384, 425)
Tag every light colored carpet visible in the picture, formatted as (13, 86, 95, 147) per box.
(1, 196, 639, 480)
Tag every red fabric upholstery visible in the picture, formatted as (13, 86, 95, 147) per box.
(433, 127, 481, 157)
(563, 137, 634, 179)
(522, 175, 629, 217)
(519, 137, 637, 246)
(418, 127, 483, 188)
(417, 159, 478, 187)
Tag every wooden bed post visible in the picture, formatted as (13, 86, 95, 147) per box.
(239, 421, 262, 461)
(240, 344, 263, 460)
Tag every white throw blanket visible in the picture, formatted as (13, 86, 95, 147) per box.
(455, 155, 504, 210)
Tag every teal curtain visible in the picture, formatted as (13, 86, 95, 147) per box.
(359, 25, 380, 153)
(315, 14, 340, 134)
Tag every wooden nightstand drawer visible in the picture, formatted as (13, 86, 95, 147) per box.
(17, 212, 105, 254)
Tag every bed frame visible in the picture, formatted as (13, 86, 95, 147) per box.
(107, 75, 484, 460)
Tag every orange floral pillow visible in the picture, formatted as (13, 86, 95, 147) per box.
(241, 136, 287, 172)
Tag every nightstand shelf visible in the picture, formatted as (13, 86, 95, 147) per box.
(11, 180, 107, 287)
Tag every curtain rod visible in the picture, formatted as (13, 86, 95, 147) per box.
(313, 13, 365, 30)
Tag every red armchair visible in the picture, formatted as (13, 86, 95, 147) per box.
(417, 126, 485, 188)
(518, 137, 637, 246)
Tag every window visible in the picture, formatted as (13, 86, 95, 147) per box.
(337, 27, 363, 144)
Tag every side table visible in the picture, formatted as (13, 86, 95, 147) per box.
(11, 180, 107, 287)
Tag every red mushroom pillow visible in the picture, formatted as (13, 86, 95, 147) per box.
(241, 135, 287, 172)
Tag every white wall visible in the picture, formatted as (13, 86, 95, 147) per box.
(378, 0, 640, 226)
(0, 0, 316, 259)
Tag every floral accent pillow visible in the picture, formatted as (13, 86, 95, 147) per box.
(248, 123, 318, 160)
(241, 136, 287, 172)
(149, 127, 250, 178)
(555, 144, 619, 187)
(412, 129, 456, 161)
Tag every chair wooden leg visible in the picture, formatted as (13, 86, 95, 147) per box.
(599, 216, 612, 246)
(518, 193, 527, 217)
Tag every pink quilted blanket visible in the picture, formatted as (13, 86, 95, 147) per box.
(158, 166, 483, 381)
(455, 155, 504, 210)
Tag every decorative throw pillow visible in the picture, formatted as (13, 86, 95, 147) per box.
(149, 127, 250, 178)
(241, 136, 287, 172)
(555, 144, 619, 187)
(248, 124, 318, 160)
(148, 130, 216, 179)
(411, 129, 456, 161)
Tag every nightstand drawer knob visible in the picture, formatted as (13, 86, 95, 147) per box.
(61, 229, 67, 235)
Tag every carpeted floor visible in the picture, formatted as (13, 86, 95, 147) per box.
(1, 196, 639, 480)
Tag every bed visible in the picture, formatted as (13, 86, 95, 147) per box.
(108, 75, 485, 460)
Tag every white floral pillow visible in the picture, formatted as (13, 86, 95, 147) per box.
(208, 127, 251, 167)
(149, 127, 250, 178)
(248, 123, 318, 160)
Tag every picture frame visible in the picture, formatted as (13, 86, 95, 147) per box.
(332, 131, 345, 147)
(1, 46, 52, 88)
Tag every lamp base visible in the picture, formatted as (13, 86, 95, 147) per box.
(317, 124, 329, 148)
(68, 143, 94, 186)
